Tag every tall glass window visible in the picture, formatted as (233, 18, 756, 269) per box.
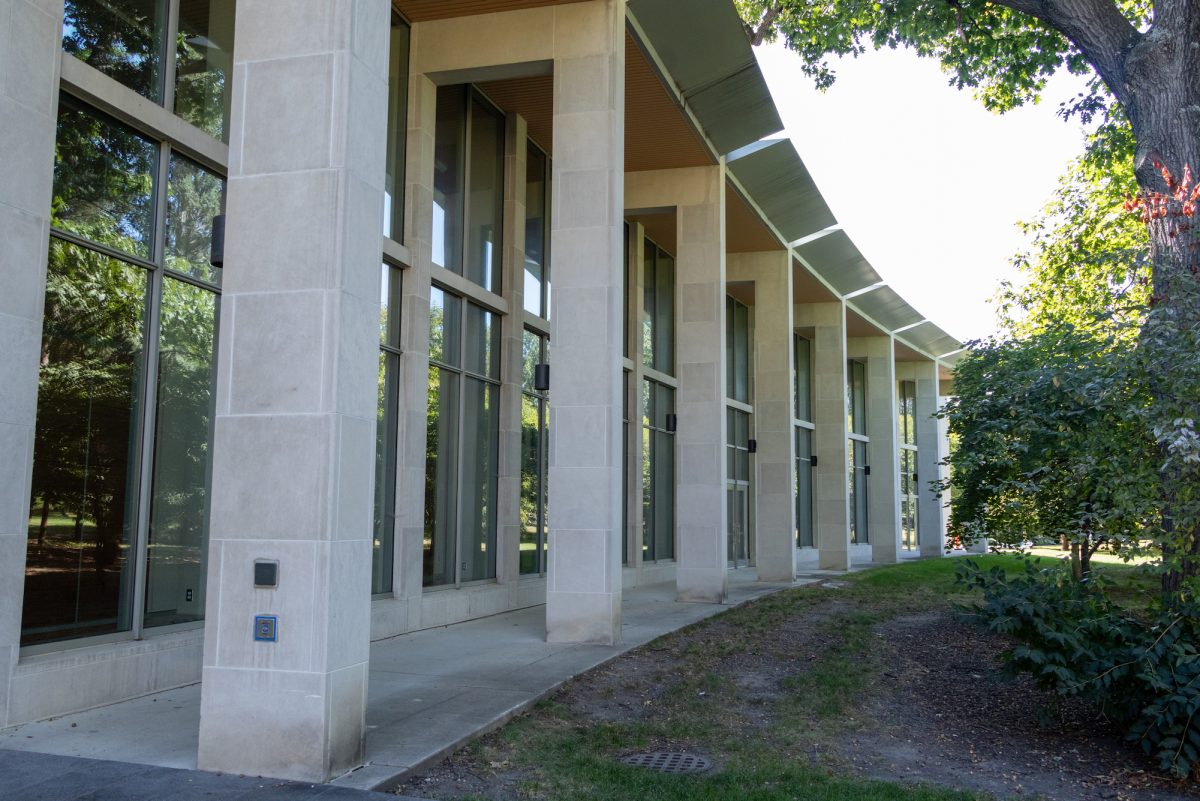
(520, 331, 549, 575)
(524, 143, 550, 317)
(847, 360, 869, 545)
(622, 369, 630, 565)
(726, 408, 752, 565)
(24, 94, 224, 647)
(383, 17, 411, 242)
(898, 379, 918, 551)
(642, 238, 674, 374)
(795, 428, 814, 547)
(63, 1, 235, 142)
(794, 335, 812, 423)
(794, 334, 814, 547)
(374, 265, 402, 594)
(726, 296, 751, 403)
(174, 0, 235, 141)
(432, 85, 504, 294)
(642, 380, 675, 561)
(640, 234, 675, 562)
(725, 295, 753, 565)
(425, 287, 500, 586)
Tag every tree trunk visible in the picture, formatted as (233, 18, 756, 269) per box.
(1060, 533, 1070, 552)
(1070, 542, 1082, 582)
(37, 497, 49, 548)
(1121, 11, 1200, 599)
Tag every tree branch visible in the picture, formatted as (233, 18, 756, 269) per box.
(990, 0, 1142, 107)
(748, 3, 783, 46)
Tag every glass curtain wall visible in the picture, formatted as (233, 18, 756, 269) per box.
(373, 17, 411, 594)
(898, 379, 919, 551)
(524, 143, 550, 317)
(847, 359, 869, 544)
(725, 296, 752, 566)
(621, 223, 631, 566)
(642, 381, 675, 561)
(24, 76, 227, 646)
(374, 265, 402, 594)
(63, 0, 235, 142)
(640, 236, 675, 561)
(726, 296, 751, 403)
(726, 409, 752, 565)
(520, 331, 549, 575)
(425, 287, 501, 586)
(432, 85, 504, 294)
(383, 16, 411, 242)
(794, 335, 815, 547)
(642, 239, 674, 374)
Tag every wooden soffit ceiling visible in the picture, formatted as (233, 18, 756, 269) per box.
(846, 307, 885, 339)
(726, 186, 783, 254)
(394, 0, 586, 22)
(477, 33, 714, 171)
(793, 257, 838, 304)
(894, 340, 930, 363)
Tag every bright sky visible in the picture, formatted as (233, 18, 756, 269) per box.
(754, 42, 1095, 343)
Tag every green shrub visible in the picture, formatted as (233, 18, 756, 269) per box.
(957, 558, 1200, 778)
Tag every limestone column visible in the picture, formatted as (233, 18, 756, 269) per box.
(0, 0, 63, 729)
(545, 0, 625, 643)
(853, 335, 900, 564)
(197, 0, 389, 781)
(799, 302, 851, 570)
(498, 113, 529, 588)
(915, 360, 946, 557)
(728, 251, 795, 582)
(674, 165, 728, 602)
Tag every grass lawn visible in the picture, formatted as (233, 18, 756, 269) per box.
(402, 554, 1124, 801)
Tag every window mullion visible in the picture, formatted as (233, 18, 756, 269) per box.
(452, 303, 468, 587)
(459, 89, 473, 281)
(161, 0, 181, 114)
(129, 141, 173, 638)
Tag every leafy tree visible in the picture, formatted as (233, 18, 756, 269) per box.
(739, 0, 1200, 586)
(942, 325, 1157, 578)
(999, 123, 1148, 335)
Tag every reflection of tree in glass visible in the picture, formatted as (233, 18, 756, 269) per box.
(424, 300, 444, 569)
(149, 279, 216, 554)
(24, 240, 145, 639)
(166, 155, 224, 284)
(53, 97, 157, 258)
(62, 0, 163, 101)
(174, 7, 233, 142)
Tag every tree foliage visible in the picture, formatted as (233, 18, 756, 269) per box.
(736, 0, 1148, 118)
(999, 123, 1148, 335)
(941, 323, 1158, 577)
(960, 558, 1200, 778)
(740, 0, 1200, 587)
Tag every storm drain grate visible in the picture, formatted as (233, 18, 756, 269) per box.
(620, 752, 711, 774)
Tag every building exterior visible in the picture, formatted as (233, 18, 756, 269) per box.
(0, 0, 961, 783)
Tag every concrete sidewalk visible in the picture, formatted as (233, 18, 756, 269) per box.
(0, 571, 805, 794)
(0, 749, 422, 801)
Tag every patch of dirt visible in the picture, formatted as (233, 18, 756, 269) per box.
(394, 584, 1199, 801)
(843, 610, 1199, 801)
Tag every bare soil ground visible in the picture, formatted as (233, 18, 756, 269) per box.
(393, 579, 1198, 801)
(841, 610, 1197, 801)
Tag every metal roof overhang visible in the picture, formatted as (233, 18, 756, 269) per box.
(726, 139, 837, 242)
(897, 321, 962, 358)
(793, 230, 881, 296)
(627, 0, 783, 154)
(848, 285, 925, 333)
